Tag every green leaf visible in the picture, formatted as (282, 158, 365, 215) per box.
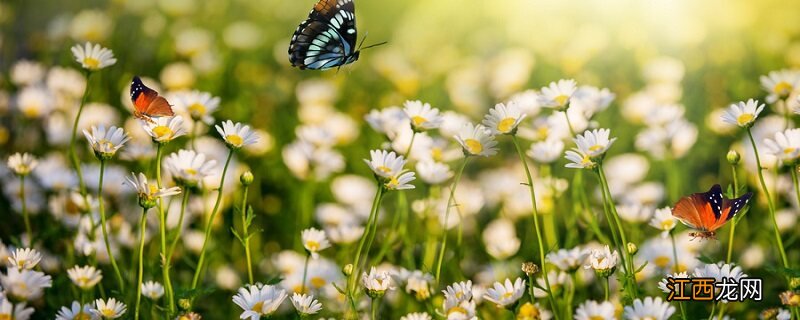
(635, 261, 649, 273)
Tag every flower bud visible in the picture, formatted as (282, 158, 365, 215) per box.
(791, 277, 800, 290)
(521, 262, 539, 276)
(240, 171, 254, 186)
(343, 264, 353, 276)
(727, 150, 740, 165)
(179, 298, 191, 310)
(627, 242, 638, 255)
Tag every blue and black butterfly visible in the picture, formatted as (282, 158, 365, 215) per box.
(288, 0, 383, 70)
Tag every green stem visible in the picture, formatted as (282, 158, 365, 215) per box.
(347, 182, 384, 313)
(597, 164, 637, 298)
(166, 191, 190, 277)
(670, 231, 680, 273)
(726, 164, 739, 263)
(135, 208, 148, 320)
(604, 276, 609, 301)
(301, 253, 310, 294)
(155, 144, 175, 316)
(511, 136, 559, 319)
(746, 129, 789, 269)
(241, 184, 254, 284)
(98, 160, 125, 292)
(69, 72, 92, 199)
(20, 175, 31, 243)
(192, 149, 234, 289)
(371, 298, 379, 320)
(434, 157, 469, 283)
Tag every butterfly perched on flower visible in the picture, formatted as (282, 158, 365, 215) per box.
(671, 184, 752, 240)
(129, 76, 174, 123)
(288, 0, 384, 70)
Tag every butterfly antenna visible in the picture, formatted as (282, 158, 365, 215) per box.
(357, 32, 369, 51)
(360, 41, 388, 51)
(356, 32, 388, 52)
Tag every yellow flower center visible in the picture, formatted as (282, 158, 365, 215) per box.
(226, 134, 243, 146)
(660, 220, 675, 230)
(152, 125, 173, 139)
(376, 166, 392, 174)
(502, 291, 514, 299)
(22, 105, 41, 118)
(310, 276, 326, 288)
(251, 301, 264, 312)
(148, 184, 159, 196)
(642, 317, 657, 320)
(589, 144, 604, 152)
(581, 155, 593, 166)
(78, 276, 90, 286)
(305, 240, 320, 251)
(411, 116, 427, 127)
(101, 308, 116, 317)
(537, 127, 549, 140)
(447, 306, 468, 316)
(74, 311, 92, 320)
(184, 168, 198, 176)
(654, 255, 671, 268)
(497, 117, 517, 133)
(431, 148, 443, 162)
(784, 148, 797, 155)
(0, 314, 11, 320)
(736, 113, 754, 125)
(774, 81, 793, 96)
(97, 139, 115, 152)
(554, 95, 569, 106)
(518, 302, 541, 319)
(83, 57, 100, 69)
(589, 316, 605, 320)
(386, 176, 400, 189)
(464, 138, 483, 154)
(188, 103, 206, 116)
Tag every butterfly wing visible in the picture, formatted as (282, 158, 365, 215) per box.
(130, 76, 174, 118)
(671, 184, 724, 231)
(711, 192, 753, 230)
(289, 0, 358, 70)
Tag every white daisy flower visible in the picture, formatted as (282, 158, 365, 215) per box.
(482, 101, 526, 135)
(546, 247, 589, 272)
(763, 128, 800, 165)
(416, 161, 453, 185)
(6, 153, 38, 176)
(442, 280, 473, 303)
(56, 301, 99, 320)
(177, 90, 220, 124)
(454, 122, 498, 157)
(483, 277, 525, 308)
(0, 298, 34, 320)
(564, 149, 596, 170)
(10, 60, 45, 86)
(442, 296, 478, 319)
(517, 302, 553, 320)
(141, 115, 187, 143)
(124, 172, 182, 209)
(215, 120, 259, 149)
(362, 267, 395, 298)
(527, 138, 564, 164)
(657, 271, 688, 293)
(0, 268, 52, 301)
(760, 69, 800, 103)
(539, 79, 578, 110)
(141, 281, 165, 300)
(648, 207, 677, 237)
(16, 86, 54, 119)
(163, 149, 218, 187)
(232, 284, 288, 320)
(721, 99, 765, 128)
(401, 312, 433, 320)
(364, 149, 408, 179)
(7, 248, 40, 270)
(70, 42, 117, 71)
(93, 298, 126, 319)
(573, 128, 617, 158)
(365, 106, 408, 139)
(693, 262, 747, 282)
(403, 100, 443, 131)
(67, 265, 103, 290)
(623, 296, 675, 320)
(290, 293, 322, 316)
(385, 171, 416, 191)
(574, 300, 616, 320)
(301, 228, 331, 259)
(324, 224, 364, 245)
(585, 245, 620, 276)
(571, 85, 615, 117)
(83, 125, 131, 159)
(617, 203, 655, 224)
(399, 269, 434, 301)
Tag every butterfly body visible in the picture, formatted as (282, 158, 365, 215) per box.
(289, 0, 360, 70)
(130, 76, 174, 123)
(671, 184, 752, 240)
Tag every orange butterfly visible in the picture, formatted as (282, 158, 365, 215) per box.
(671, 184, 752, 240)
(129, 76, 174, 123)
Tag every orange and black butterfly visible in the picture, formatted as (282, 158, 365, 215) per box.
(671, 184, 752, 240)
(129, 76, 174, 123)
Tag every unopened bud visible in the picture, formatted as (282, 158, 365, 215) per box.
(627, 242, 638, 255)
(727, 150, 740, 165)
(343, 264, 354, 276)
(240, 171, 254, 186)
(521, 262, 539, 276)
(790, 277, 800, 290)
(178, 299, 191, 310)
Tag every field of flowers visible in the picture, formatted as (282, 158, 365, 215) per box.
(2, 0, 800, 319)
